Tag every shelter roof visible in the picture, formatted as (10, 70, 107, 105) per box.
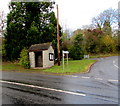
(29, 43, 52, 52)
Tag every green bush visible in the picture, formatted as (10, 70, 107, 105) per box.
(2, 40, 7, 61)
(69, 33, 84, 60)
(69, 45, 84, 60)
(19, 48, 30, 69)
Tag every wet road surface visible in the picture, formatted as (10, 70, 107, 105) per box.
(1, 56, 119, 104)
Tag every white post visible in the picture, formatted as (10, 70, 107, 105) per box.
(62, 51, 64, 70)
(67, 53, 68, 65)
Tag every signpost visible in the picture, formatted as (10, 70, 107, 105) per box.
(62, 51, 69, 70)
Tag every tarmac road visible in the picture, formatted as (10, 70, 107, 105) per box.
(1, 56, 119, 105)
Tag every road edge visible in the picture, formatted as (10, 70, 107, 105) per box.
(85, 60, 98, 74)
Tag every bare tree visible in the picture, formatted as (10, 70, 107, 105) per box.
(92, 8, 118, 29)
(0, 11, 6, 37)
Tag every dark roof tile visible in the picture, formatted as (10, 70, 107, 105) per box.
(29, 43, 52, 52)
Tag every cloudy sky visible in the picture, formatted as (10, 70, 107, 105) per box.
(0, 0, 119, 31)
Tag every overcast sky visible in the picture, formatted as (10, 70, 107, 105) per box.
(0, 0, 119, 31)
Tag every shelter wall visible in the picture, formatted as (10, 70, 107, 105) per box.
(29, 52, 35, 68)
(43, 46, 54, 68)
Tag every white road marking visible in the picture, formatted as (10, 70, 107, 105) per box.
(71, 75, 78, 78)
(114, 64, 120, 69)
(108, 79, 118, 82)
(94, 78, 103, 80)
(113, 60, 120, 69)
(81, 76, 90, 79)
(0, 80, 86, 96)
(113, 60, 115, 64)
(68, 75, 118, 83)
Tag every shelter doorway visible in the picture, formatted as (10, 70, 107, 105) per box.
(35, 52, 43, 67)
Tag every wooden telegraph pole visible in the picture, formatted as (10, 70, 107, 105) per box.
(56, 4, 60, 66)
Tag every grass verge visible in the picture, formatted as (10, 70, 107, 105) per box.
(90, 53, 118, 58)
(2, 60, 96, 75)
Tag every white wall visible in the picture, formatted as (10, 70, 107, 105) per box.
(43, 46, 54, 68)
(29, 52, 35, 68)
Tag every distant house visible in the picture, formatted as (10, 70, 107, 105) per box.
(28, 43, 54, 69)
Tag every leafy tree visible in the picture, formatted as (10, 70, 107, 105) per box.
(84, 29, 103, 54)
(69, 33, 84, 60)
(113, 34, 119, 51)
(4, 1, 59, 61)
(102, 20, 112, 36)
(71, 29, 84, 42)
(2, 38, 6, 60)
(62, 39, 72, 51)
(101, 35, 116, 53)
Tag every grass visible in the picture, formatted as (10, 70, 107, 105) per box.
(43, 60, 96, 74)
(2, 60, 96, 75)
(2, 62, 28, 71)
(90, 53, 118, 58)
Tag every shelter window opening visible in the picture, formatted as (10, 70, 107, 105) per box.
(49, 53, 54, 61)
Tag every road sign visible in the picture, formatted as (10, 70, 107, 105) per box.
(62, 51, 69, 70)
(63, 51, 69, 54)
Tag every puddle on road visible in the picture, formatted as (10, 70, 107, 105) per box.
(2, 85, 62, 103)
(76, 90, 118, 104)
